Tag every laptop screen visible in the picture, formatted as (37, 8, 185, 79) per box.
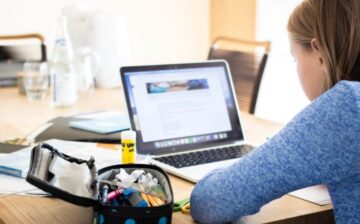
(121, 61, 244, 155)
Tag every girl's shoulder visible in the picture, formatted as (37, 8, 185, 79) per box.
(299, 80, 360, 127)
(321, 80, 360, 105)
(336, 80, 360, 91)
(307, 81, 360, 125)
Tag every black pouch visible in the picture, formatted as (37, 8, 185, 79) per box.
(26, 143, 174, 224)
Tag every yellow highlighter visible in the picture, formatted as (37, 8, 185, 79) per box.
(121, 130, 136, 164)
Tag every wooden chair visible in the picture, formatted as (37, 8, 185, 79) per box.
(208, 36, 271, 114)
(0, 33, 47, 86)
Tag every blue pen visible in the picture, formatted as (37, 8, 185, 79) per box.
(123, 188, 148, 207)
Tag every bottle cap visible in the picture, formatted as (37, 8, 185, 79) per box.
(121, 130, 136, 140)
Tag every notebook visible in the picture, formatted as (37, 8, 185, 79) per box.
(34, 116, 123, 143)
(69, 114, 130, 134)
(120, 61, 254, 182)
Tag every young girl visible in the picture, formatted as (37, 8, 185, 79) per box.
(190, 0, 360, 223)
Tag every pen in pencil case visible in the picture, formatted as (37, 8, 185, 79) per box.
(101, 180, 167, 201)
(146, 194, 165, 207)
(107, 189, 124, 200)
(123, 188, 148, 207)
(101, 185, 109, 204)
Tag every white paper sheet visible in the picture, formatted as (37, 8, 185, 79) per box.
(289, 185, 331, 206)
(0, 174, 47, 196)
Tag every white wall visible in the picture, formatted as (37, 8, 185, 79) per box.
(255, 0, 309, 124)
(119, 1, 210, 64)
(0, 0, 210, 65)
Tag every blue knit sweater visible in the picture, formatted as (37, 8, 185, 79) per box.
(190, 81, 360, 224)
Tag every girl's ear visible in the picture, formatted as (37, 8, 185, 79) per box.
(310, 38, 324, 65)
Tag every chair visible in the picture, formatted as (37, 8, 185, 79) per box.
(0, 33, 47, 86)
(208, 36, 270, 114)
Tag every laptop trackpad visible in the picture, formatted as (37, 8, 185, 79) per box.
(179, 158, 238, 182)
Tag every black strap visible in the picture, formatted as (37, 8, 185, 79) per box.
(37, 143, 95, 169)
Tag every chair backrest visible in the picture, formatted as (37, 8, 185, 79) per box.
(0, 33, 46, 86)
(208, 36, 270, 114)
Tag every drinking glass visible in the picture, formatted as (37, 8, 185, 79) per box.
(75, 47, 100, 98)
(23, 62, 49, 101)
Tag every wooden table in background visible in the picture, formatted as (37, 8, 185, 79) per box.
(0, 87, 334, 224)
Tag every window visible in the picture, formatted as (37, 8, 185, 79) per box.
(255, 0, 309, 124)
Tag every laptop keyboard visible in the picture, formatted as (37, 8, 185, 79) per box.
(153, 144, 254, 168)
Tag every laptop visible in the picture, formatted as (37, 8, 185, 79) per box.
(120, 61, 254, 183)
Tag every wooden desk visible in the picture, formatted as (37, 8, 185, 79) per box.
(0, 87, 334, 224)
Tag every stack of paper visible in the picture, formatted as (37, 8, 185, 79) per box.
(0, 139, 122, 178)
(0, 174, 46, 196)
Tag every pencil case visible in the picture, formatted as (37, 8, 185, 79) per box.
(26, 142, 174, 224)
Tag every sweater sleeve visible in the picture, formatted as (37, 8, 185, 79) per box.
(190, 81, 360, 224)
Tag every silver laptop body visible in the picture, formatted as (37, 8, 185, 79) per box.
(120, 60, 254, 183)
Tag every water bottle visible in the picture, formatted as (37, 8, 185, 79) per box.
(50, 17, 77, 107)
